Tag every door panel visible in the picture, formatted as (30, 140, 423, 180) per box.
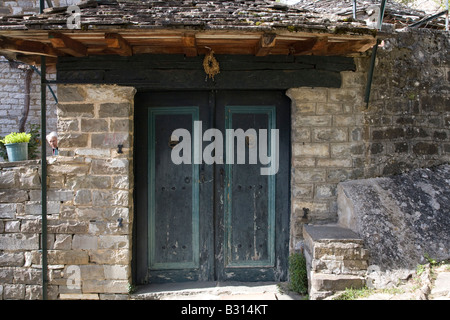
(224, 108, 276, 268)
(149, 108, 199, 271)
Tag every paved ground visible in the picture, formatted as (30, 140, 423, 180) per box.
(131, 281, 306, 300)
(356, 263, 450, 300)
(131, 263, 449, 300)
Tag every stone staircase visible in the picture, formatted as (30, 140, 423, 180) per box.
(303, 224, 368, 300)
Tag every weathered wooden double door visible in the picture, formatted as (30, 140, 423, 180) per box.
(135, 91, 290, 284)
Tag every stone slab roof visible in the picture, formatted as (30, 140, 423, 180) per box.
(0, 0, 445, 31)
(0, 0, 373, 32)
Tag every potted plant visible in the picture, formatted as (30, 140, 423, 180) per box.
(0, 132, 32, 162)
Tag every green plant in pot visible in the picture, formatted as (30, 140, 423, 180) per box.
(0, 132, 32, 162)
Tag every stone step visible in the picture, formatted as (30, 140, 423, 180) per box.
(311, 273, 365, 292)
(302, 224, 368, 299)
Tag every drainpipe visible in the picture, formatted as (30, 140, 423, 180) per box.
(40, 55, 48, 300)
(377, 0, 387, 30)
(364, 39, 380, 108)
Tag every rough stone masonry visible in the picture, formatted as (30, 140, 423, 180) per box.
(0, 84, 136, 300)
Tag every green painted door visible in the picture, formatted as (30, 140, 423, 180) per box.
(134, 91, 290, 284)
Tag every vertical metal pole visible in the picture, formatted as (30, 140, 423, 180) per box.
(364, 40, 380, 108)
(446, 0, 449, 31)
(378, 0, 387, 30)
(40, 56, 48, 300)
(352, 0, 357, 20)
(40, 0, 45, 14)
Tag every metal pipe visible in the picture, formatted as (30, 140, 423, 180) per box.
(352, 0, 357, 20)
(364, 40, 380, 108)
(40, 55, 48, 300)
(40, 0, 45, 14)
(445, 0, 448, 31)
(377, 0, 387, 30)
(409, 10, 448, 28)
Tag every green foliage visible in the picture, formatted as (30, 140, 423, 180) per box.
(334, 286, 374, 300)
(27, 124, 41, 160)
(0, 132, 31, 144)
(288, 253, 308, 294)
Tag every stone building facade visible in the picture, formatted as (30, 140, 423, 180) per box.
(0, 0, 448, 300)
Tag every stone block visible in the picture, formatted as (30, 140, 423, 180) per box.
(47, 220, 89, 234)
(312, 128, 348, 142)
(111, 119, 132, 132)
(58, 133, 89, 148)
(0, 190, 28, 203)
(99, 103, 131, 118)
(0, 234, 39, 250)
(82, 279, 129, 294)
(57, 104, 94, 118)
(293, 115, 332, 127)
(19, 169, 41, 189)
(73, 190, 91, 206)
(91, 159, 129, 175)
(99, 235, 129, 249)
(4, 284, 25, 300)
(0, 268, 14, 283)
(81, 119, 108, 132)
(5, 220, 20, 232)
(294, 169, 327, 183)
(66, 175, 111, 190)
(104, 265, 129, 280)
(0, 203, 17, 219)
(413, 142, 438, 155)
(316, 103, 343, 115)
(316, 158, 352, 168)
(0, 171, 16, 188)
(293, 143, 329, 158)
(72, 235, 98, 250)
(57, 86, 86, 103)
(286, 88, 328, 103)
(58, 119, 80, 132)
(89, 249, 129, 265)
(53, 234, 72, 250)
(24, 201, 60, 215)
(0, 252, 24, 267)
(14, 268, 41, 285)
(91, 133, 130, 148)
(47, 250, 89, 265)
(311, 273, 365, 292)
(48, 163, 90, 175)
(74, 148, 111, 158)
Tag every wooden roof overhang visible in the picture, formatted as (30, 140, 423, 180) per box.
(0, 27, 377, 73)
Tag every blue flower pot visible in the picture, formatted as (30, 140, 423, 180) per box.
(5, 142, 28, 162)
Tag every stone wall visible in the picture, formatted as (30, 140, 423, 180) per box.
(0, 57, 57, 152)
(288, 29, 449, 251)
(0, 84, 136, 300)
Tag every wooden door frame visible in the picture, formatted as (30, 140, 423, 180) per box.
(133, 90, 291, 285)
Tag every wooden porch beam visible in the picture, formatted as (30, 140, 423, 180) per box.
(255, 33, 276, 56)
(105, 33, 133, 56)
(49, 32, 88, 57)
(326, 39, 375, 56)
(182, 33, 198, 57)
(0, 35, 60, 57)
(291, 36, 328, 56)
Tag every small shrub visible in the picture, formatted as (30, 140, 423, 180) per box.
(288, 253, 308, 294)
(0, 132, 31, 144)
